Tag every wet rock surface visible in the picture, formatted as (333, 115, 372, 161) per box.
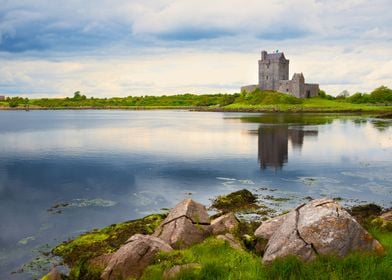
(153, 199, 211, 249)
(101, 234, 173, 280)
(263, 198, 384, 263)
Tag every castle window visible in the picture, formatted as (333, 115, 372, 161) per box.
(286, 89, 289, 92)
(267, 65, 269, 69)
(266, 76, 268, 80)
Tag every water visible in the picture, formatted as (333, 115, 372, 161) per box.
(0, 110, 391, 279)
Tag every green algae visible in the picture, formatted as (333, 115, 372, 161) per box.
(210, 189, 259, 214)
(18, 236, 36, 245)
(53, 213, 165, 267)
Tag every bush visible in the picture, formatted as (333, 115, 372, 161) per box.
(370, 86, 392, 103)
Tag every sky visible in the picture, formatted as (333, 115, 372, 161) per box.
(0, 0, 391, 98)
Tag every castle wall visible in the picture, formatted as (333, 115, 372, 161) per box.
(304, 84, 319, 98)
(241, 84, 259, 93)
(290, 74, 305, 98)
(278, 80, 292, 94)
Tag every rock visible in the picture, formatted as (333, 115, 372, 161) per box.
(211, 213, 239, 235)
(88, 253, 113, 271)
(254, 213, 288, 239)
(101, 234, 173, 280)
(263, 198, 384, 263)
(153, 199, 211, 249)
(380, 210, 392, 221)
(41, 267, 62, 280)
(371, 210, 392, 232)
(163, 263, 200, 279)
(210, 189, 259, 213)
(217, 233, 243, 250)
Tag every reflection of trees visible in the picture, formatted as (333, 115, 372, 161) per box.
(257, 126, 318, 170)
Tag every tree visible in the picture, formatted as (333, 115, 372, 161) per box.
(73, 91, 87, 101)
(370, 86, 392, 103)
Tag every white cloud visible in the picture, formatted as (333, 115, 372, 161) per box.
(0, 0, 391, 96)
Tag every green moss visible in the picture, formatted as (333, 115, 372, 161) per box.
(348, 204, 382, 229)
(371, 218, 392, 232)
(53, 213, 165, 267)
(40, 274, 50, 280)
(210, 189, 259, 214)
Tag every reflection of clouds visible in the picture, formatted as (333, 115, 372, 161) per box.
(341, 169, 392, 182)
(0, 125, 255, 158)
(298, 121, 392, 161)
(365, 182, 392, 197)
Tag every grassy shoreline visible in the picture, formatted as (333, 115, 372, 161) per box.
(1, 105, 392, 114)
(42, 190, 392, 280)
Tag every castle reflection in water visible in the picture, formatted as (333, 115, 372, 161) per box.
(257, 126, 318, 170)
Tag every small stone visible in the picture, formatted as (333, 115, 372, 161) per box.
(211, 213, 239, 235)
(217, 233, 243, 250)
(101, 234, 173, 280)
(42, 267, 62, 280)
(380, 210, 392, 221)
(163, 263, 200, 279)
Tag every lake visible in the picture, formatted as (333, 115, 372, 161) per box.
(0, 110, 391, 279)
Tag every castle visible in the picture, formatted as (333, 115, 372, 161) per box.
(241, 50, 319, 98)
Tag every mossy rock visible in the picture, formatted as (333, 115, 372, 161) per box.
(371, 217, 392, 232)
(348, 204, 382, 229)
(210, 189, 259, 214)
(53, 213, 166, 268)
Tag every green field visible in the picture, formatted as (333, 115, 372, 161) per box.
(2, 86, 392, 113)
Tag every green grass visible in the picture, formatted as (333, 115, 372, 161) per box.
(3, 87, 392, 113)
(141, 229, 392, 280)
(224, 97, 392, 112)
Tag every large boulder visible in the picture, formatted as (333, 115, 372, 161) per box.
(101, 234, 173, 280)
(254, 213, 288, 240)
(153, 199, 211, 249)
(211, 213, 239, 235)
(263, 198, 384, 263)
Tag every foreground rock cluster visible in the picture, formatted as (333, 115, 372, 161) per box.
(46, 197, 385, 280)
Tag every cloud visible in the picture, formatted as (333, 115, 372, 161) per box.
(0, 0, 390, 96)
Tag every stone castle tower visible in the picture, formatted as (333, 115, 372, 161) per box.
(241, 50, 319, 98)
(258, 51, 289, 91)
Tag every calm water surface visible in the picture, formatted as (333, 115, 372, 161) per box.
(0, 110, 391, 279)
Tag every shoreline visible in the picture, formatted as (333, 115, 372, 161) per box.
(41, 190, 392, 280)
(1, 106, 391, 114)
